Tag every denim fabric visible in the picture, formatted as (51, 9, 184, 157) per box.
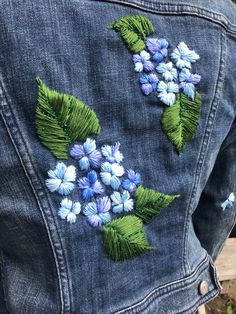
(0, 0, 236, 313)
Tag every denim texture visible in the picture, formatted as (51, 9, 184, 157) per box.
(0, 0, 236, 313)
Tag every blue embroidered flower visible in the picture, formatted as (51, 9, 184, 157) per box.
(140, 73, 159, 95)
(70, 138, 102, 170)
(157, 81, 179, 106)
(132, 50, 154, 72)
(179, 68, 201, 100)
(101, 142, 123, 164)
(146, 38, 169, 62)
(83, 196, 111, 227)
(77, 170, 104, 201)
(111, 191, 134, 213)
(171, 42, 199, 69)
(221, 193, 235, 211)
(156, 62, 178, 82)
(122, 170, 141, 193)
(100, 162, 125, 190)
(46, 162, 76, 195)
(58, 198, 81, 224)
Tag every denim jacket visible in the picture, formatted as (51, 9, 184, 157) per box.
(0, 0, 236, 313)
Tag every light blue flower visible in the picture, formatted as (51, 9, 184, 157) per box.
(100, 162, 125, 190)
(156, 62, 178, 81)
(83, 196, 111, 227)
(70, 138, 102, 170)
(46, 162, 76, 196)
(171, 42, 199, 69)
(157, 81, 179, 106)
(58, 198, 81, 224)
(101, 142, 123, 164)
(111, 191, 134, 213)
(221, 193, 235, 211)
(132, 50, 155, 72)
(179, 68, 201, 100)
(139, 74, 159, 95)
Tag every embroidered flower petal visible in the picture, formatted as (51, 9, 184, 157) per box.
(46, 178, 62, 193)
(83, 202, 97, 216)
(156, 62, 177, 81)
(87, 170, 98, 184)
(70, 144, 85, 160)
(141, 84, 154, 95)
(92, 180, 104, 195)
(77, 177, 90, 189)
(58, 207, 70, 220)
(83, 138, 96, 154)
(96, 196, 111, 213)
(112, 204, 124, 213)
(111, 191, 122, 205)
(111, 163, 125, 176)
(140, 50, 151, 61)
(66, 212, 77, 224)
(134, 62, 144, 72)
(100, 172, 112, 186)
(79, 156, 90, 170)
(88, 150, 102, 168)
(101, 161, 113, 173)
(81, 187, 94, 201)
(143, 61, 155, 72)
(87, 214, 102, 227)
(60, 198, 73, 210)
(182, 83, 196, 100)
(124, 198, 134, 212)
(158, 92, 176, 106)
(110, 176, 121, 190)
(99, 212, 112, 224)
(63, 165, 76, 182)
(72, 202, 82, 215)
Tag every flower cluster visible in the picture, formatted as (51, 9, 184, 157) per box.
(133, 39, 201, 106)
(45, 138, 141, 226)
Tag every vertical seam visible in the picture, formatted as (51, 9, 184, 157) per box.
(182, 30, 227, 274)
(0, 79, 71, 313)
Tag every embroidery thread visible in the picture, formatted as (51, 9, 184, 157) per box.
(35, 78, 101, 159)
(108, 16, 202, 154)
(37, 79, 180, 262)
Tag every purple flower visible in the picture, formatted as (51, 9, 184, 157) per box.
(132, 50, 154, 72)
(77, 170, 104, 201)
(139, 74, 159, 95)
(101, 142, 123, 164)
(122, 170, 141, 193)
(179, 68, 201, 100)
(70, 138, 102, 170)
(146, 38, 169, 62)
(83, 196, 112, 227)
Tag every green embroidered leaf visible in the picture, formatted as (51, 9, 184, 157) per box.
(35, 78, 101, 159)
(135, 186, 180, 224)
(161, 92, 202, 153)
(108, 15, 154, 53)
(102, 215, 153, 261)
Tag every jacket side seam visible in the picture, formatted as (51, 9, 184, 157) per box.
(183, 30, 227, 274)
(0, 79, 71, 314)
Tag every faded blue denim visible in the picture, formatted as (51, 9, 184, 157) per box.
(0, 0, 236, 313)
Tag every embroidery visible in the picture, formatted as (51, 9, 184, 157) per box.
(107, 15, 154, 53)
(58, 198, 81, 224)
(35, 78, 100, 159)
(135, 186, 180, 224)
(108, 16, 202, 153)
(37, 79, 180, 261)
(45, 162, 76, 195)
(221, 193, 235, 211)
(102, 215, 153, 261)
